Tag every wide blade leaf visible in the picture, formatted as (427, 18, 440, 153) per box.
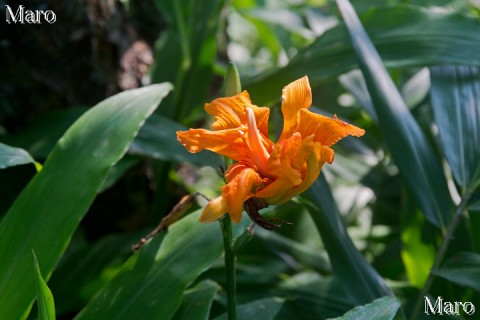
(0, 143, 36, 169)
(76, 211, 249, 320)
(33, 252, 55, 320)
(0, 83, 172, 320)
(303, 175, 392, 305)
(327, 296, 400, 320)
(336, 0, 453, 228)
(435, 252, 480, 291)
(245, 5, 480, 105)
(430, 66, 480, 191)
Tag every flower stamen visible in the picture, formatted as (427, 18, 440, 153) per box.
(246, 107, 270, 175)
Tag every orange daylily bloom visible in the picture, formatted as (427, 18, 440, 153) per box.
(177, 76, 365, 224)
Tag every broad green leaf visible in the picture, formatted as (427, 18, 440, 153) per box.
(214, 297, 285, 320)
(430, 66, 480, 191)
(129, 114, 222, 167)
(336, 0, 453, 229)
(435, 252, 480, 291)
(76, 211, 250, 320)
(327, 296, 400, 320)
(48, 233, 140, 315)
(172, 280, 220, 320)
(0, 83, 172, 320)
(245, 5, 480, 105)
(303, 175, 392, 305)
(400, 196, 435, 288)
(0, 142, 36, 169)
(33, 252, 55, 320)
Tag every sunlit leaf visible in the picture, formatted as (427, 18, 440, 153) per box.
(400, 196, 435, 288)
(0, 83, 172, 320)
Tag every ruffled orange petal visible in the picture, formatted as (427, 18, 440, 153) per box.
(205, 91, 270, 136)
(296, 109, 365, 147)
(280, 76, 312, 140)
(221, 165, 265, 223)
(176, 128, 249, 162)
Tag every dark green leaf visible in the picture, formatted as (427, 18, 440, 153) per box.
(0, 83, 172, 320)
(172, 280, 220, 320)
(0, 143, 35, 169)
(245, 5, 480, 106)
(430, 66, 480, 191)
(303, 175, 392, 305)
(33, 252, 55, 320)
(336, 0, 453, 229)
(129, 114, 222, 167)
(327, 296, 400, 320)
(435, 252, 480, 291)
(76, 211, 250, 320)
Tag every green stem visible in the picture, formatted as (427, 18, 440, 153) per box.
(220, 215, 236, 320)
(411, 191, 472, 320)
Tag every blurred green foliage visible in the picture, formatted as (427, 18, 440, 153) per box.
(1, 0, 479, 319)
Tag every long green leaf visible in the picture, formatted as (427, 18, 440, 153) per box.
(327, 296, 400, 320)
(33, 251, 55, 320)
(76, 211, 249, 320)
(0, 143, 36, 169)
(0, 83, 173, 320)
(172, 280, 220, 320)
(430, 66, 480, 191)
(435, 252, 480, 291)
(245, 5, 480, 105)
(336, 0, 453, 229)
(303, 175, 392, 305)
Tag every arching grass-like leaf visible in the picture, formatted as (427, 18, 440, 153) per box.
(33, 251, 55, 320)
(245, 5, 480, 105)
(430, 66, 480, 192)
(336, 0, 453, 229)
(327, 296, 400, 320)
(0, 83, 172, 320)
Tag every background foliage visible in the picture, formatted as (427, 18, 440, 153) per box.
(1, 0, 479, 319)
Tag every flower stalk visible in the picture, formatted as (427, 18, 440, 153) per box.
(220, 215, 237, 320)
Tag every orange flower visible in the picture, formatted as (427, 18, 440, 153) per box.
(177, 76, 365, 224)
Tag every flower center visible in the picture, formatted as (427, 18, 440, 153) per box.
(246, 107, 270, 175)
